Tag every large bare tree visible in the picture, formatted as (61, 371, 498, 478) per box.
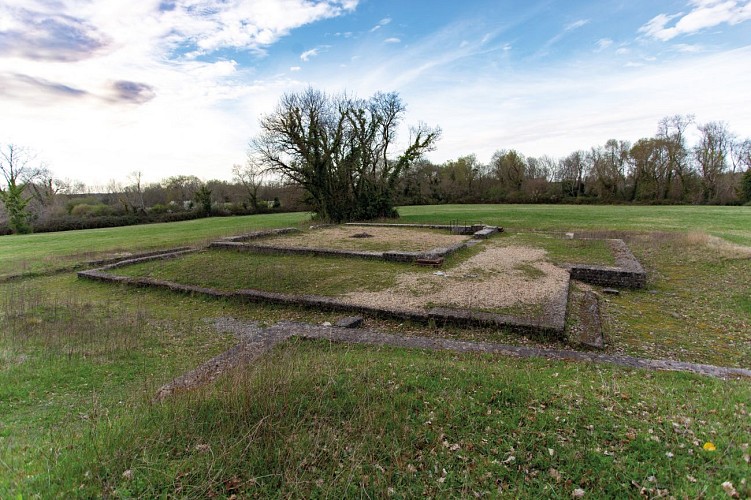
(250, 88, 440, 222)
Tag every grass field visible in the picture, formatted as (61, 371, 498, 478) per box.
(399, 204, 751, 245)
(114, 250, 415, 296)
(1, 204, 749, 497)
(0, 212, 309, 279)
(2, 204, 749, 279)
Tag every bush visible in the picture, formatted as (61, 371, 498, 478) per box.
(65, 197, 101, 214)
(148, 203, 169, 215)
(30, 210, 207, 233)
(70, 203, 115, 217)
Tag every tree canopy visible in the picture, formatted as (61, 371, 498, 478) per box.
(250, 88, 440, 223)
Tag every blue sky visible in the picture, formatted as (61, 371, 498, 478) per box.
(1, 0, 750, 185)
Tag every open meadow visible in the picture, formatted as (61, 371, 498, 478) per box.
(1, 204, 750, 497)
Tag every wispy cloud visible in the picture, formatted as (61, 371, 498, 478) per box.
(399, 46, 751, 164)
(370, 17, 391, 32)
(384, 37, 400, 44)
(595, 38, 613, 51)
(0, 72, 90, 100)
(300, 48, 319, 61)
(565, 19, 590, 31)
(639, 0, 751, 41)
(536, 18, 590, 56)
(673, 43, 704, 53)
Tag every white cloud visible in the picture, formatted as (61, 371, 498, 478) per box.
(290, 66, 302, 71)
(384, 37, 401, 44)
(596, 38, 613, 51)
(639, 0, 751, 41)
(537, 18, 590, 56)
(564, 19, 590, 31)
(300, 48, 319, 61)
(370, 17, 391, 32)
(0, 0, 360, 183)
(673, 43, 704, 52)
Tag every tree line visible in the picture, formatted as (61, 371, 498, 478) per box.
(0, 146, 306, 234)
(397, 115, 751, 206)
(3, 89, 751, 234)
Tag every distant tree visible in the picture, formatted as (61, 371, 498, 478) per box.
(194, 185, 213, 215)
(163, 175, 202, 205)
(628, 138, 670, 201)
(740, 168, 751, 203)
(232, 159, 266, 211)
(440, 155, 480, 202)
(732, 138, 751, 203)
(29, 174, 69, 208)
(397, 158, 442, 205)
(250, 88, 440, 222)
(695, 121, 732, 203)
(125, 171, 147, 213)
(0, 144, 45, 233)
(490, 149, 526, 194)
(656, 114, 694, 200)
(557, 150, 588, 197)
(730, 138, 751, 174)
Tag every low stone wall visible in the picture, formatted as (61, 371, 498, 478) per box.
(211, 239, 473, 264)
(569, 266, 646, 289)
(568, 239, 646, 289)
(210, 241, 384, 260)
(346, 222, 502, 236)
(78, 264, 567, 339)
(219, 227, 299, 243)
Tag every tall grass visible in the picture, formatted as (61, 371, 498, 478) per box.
(0, 281, 237, 496)
(1, 283, 149, 360)
(40, 340, 751, 498)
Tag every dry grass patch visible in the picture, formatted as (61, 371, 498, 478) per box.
(684, 231, 751, 259)
(263, 225, 469, 252)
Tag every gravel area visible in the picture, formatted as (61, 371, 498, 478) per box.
(344, 245, 569, 314)
(264, 225, 469, 252)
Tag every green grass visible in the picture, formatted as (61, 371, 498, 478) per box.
(602, 233, 751, 368)
(0, 212, 310, 278)
(3, 204, 749, 279)
(31, 341, 751, 498)
(1, 204, 750, 497)
(0, 280, 237, 495)
(398, 204, 751, 244)
(113, 250, 425, 296)
(499, 232, 616, 266)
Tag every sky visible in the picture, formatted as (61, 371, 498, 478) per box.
(1, 0, 750, 186)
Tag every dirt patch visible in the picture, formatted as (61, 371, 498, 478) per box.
(265, 226, 469, 252)
(344, 245, 569, 315)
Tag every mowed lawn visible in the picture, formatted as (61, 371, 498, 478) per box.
(2, 204, 749, 279)
(0, 212, 310, 278)
(399, 204, 751, 244)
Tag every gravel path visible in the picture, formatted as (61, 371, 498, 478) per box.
(153, 318, 751, 400)
(344, 245, 569, 314)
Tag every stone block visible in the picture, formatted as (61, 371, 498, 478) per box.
(335, 316, 364, 328)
